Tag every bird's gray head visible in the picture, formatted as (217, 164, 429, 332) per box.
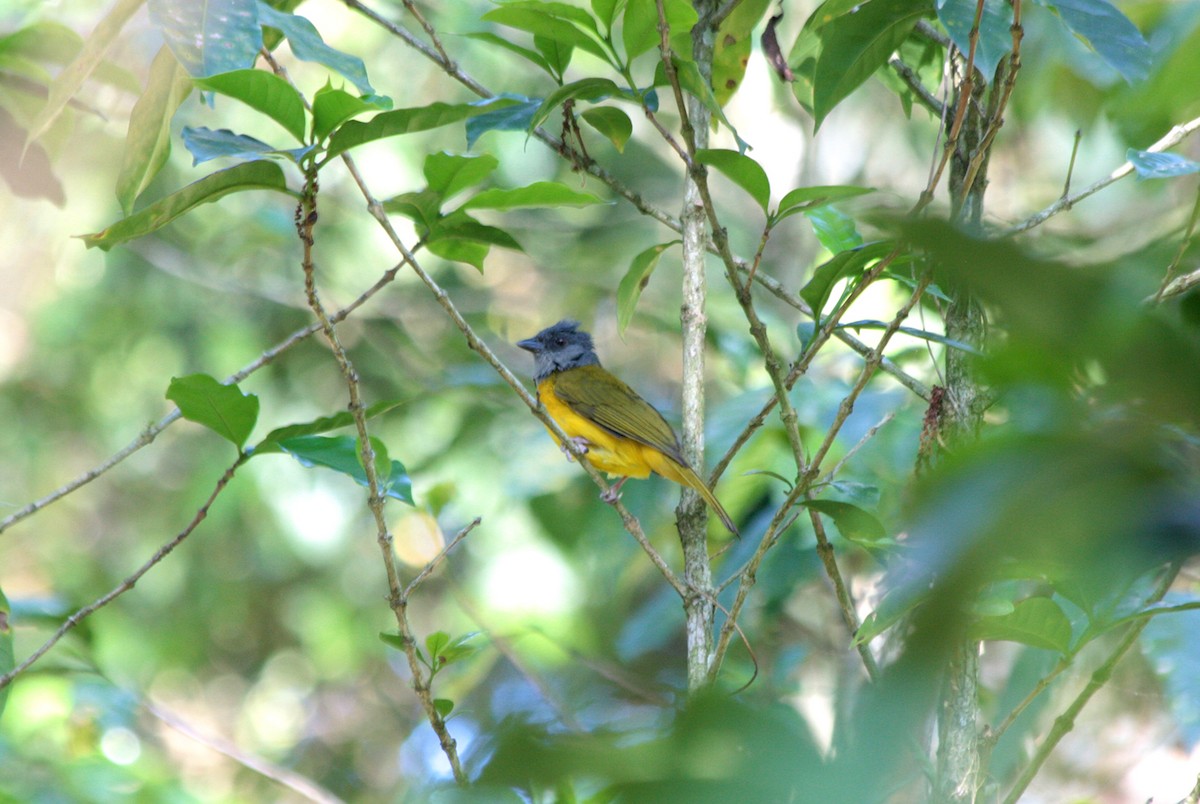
(517, 320, 601, 381)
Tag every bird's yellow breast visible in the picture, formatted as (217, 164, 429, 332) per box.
(536, 375, 655, 479)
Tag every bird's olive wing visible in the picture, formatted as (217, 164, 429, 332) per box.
(554, 366, 685, 463)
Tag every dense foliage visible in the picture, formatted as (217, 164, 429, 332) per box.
(2, 0, 1200, 801)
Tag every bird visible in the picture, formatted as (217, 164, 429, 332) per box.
(517, 320, 738, 535)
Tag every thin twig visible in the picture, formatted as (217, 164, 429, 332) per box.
(1152, 182, 1200, 303)
(1006, 114, 1200, 236)
(809, 508, 879, 680)
(888, 56, 945, 117)
(1062, 129, 1082, 198)
(145, 698, 345, 804)
(0, 457, 243, 690)
(405, 518, 480, 597)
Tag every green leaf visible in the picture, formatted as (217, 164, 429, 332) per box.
(440, 632, 482, 664)
(0, 588, 12, 721)
(775, 185, 874, 222)
(276, 435, 414, 503)
(424, 152, 500, 200)
(166, 373, 260, 449)
(811, 0, 928, 130)
(460, 32, 553, 76)
(617, 241, 679, 336)
(799, 241, 894, 316)
(256, 2, 381, 96)
(193, 69, 308, 142)
(788, 0, 865, 112)
(528, 78, 641, 132)
(937, 0, 1014, 81)
(149, 0, 262, 78)
(1036, 0, 1151, 83)
(712, 0, 772, 107)
(591, 0, 626, 32)
(695, 148, 771, 213)
(383, 189, 443, 230)
(623, 0, 698, 61)
(325, 98, 519, 160)
(378, 631, 408, 650)
(312, 84, 391, 143)
(972, 596, 1074, 654)
(805, 204, 863, 253)
(80, 161, 293, 251)
(26, 0, 144, 147)
(856, 586, 928, 645)
(1127, 148, 1200, 181)
(463, 181, 607, 210)
(428, 239, 492, 271)
(580, 106, 632, 151)
(800, 499, 887, 543)
(117, 45, 193, 215)
(252, 399, 404, 455)
(483, 5, 610, 64)
(654, 57, 749, 152)
(426, 631, 451, 660)
(837, 320, 984, 355)
(535, 34, 574, 78)
(466, 95, 542, 148)
(181, 126, 312, 165)
(433, 698, 456, 718)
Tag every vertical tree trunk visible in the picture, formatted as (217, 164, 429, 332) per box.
(679, 0, 717, 694)
(934, 64, 990, 802)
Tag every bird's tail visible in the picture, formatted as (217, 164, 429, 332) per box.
(676, 464, 740, 537)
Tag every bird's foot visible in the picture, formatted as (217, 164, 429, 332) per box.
(601, 477, 628, 504)
(561, 436, 589, 462)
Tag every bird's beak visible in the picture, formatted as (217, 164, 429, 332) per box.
(516, 337, 539, 352)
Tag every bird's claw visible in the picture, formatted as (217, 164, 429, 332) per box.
(561, 436, 590, 462)
(600, 487, 621, 503)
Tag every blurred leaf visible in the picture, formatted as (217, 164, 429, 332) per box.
(483, 4, 610, 64)
(311, 84, 392, 143)
(971, 596, 1073, 653)
(580, 106, 633, 151)
(166, 373, 260, 449)
(379, 632, 408, 650)
(440, 632, 482, 664)
(384, 189, 443, 229)
(80, 161, 293, 250)
(695, 148, 770, 213)
(0, 588, 11, 721)
(712, 0, 772, 107)
(0, 108, 64, 205)
(326, 97, 520, 160)
(774, 184, 873, 223)
(837, 320, 983, 355)
(799, 241, 893, 317)
(434, 698, 455, 718)
(1127, 148, 1200, 180)
(276, 435, 414, 503)
(181, 126, 313, 164)
(430, 212, 523, 250)
(256, 2, 382, 96)
(1142, 594, 1200, 747)
(623, 0, 697, 61)
(148, 0, 262, 78)
(464, 181, 607, 210)
(26, 0, 144, 146)
(117, 45, 192, 215)
(937, 0, 1013, 81)
(428, 239, 491, 271)
(424, 152, 501, 200)
(252, 399, 404, 454)
(801, 499, 887, 543)
(617, 241, 679, 335)
(466, 95, 542, 147)
(805, 204, 863, 253)
(426, 631, 451, 660)
(811, 0, 928, 130)
(1034, 0, 1151, 83)
(193, 69, 308, 142)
